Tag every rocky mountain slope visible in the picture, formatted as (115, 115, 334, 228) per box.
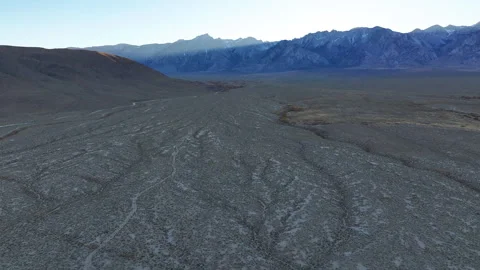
(85, 35, 273, 73)
(0, 46, 209, 116)
(85, 22, 480, 73)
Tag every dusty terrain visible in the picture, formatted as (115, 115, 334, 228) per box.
(0, 46, 211, 117)
(1, 70, 479, 269)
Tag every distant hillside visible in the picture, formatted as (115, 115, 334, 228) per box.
(0, 46, 208, 116)
(85, 22, 480, 73)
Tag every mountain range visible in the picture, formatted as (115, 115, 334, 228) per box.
(84, 22, 480, 73)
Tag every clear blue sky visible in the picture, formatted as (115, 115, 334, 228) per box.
(1, 0, 478, 48)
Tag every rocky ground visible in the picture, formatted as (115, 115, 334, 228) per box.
(1, 72, 479, 269)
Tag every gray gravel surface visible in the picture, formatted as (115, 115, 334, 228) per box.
(0, 84, 479, 269)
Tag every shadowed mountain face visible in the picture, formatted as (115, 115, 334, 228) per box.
(85, 23, 480, 73)
(435, 30, 480, 66)
(84, 34, 265, 61)
(0, 46, 209, 116)
(85, 35, 273, 73)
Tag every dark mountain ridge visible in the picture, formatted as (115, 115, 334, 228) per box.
(84, 22, 480, 73)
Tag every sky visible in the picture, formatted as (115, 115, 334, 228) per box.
(1, 0, 479, 48)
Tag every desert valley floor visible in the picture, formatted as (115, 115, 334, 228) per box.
(1, 71, 480, 269)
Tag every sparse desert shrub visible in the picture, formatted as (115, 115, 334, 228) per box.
(285, 105, 305, 112)
(460, 96, 480, 100)
(204, 81, 246, 92)
(278, 104, 306, 124)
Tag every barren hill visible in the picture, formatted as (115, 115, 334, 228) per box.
(0, 46, 207, 116)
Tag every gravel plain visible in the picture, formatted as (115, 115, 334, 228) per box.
(1, 72, 480, 269)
